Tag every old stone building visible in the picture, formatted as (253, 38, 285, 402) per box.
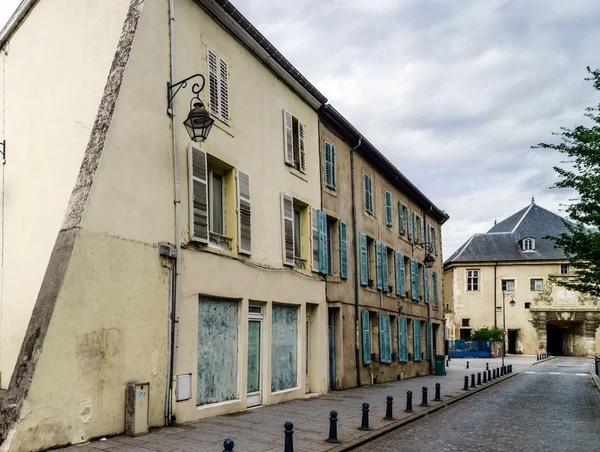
(445, 199, 600, 356)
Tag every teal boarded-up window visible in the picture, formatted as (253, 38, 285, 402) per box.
(271, 304, 298, 392)
(318, 210, 328, 275)
(395, 251, 406, 297)
(432, 271, 439, 306)
(364, 174, 373, 214)
(384, 191, 393, 227)
(407, 208, 412, 240)
(359, 233, 368, 286)
(398, 317, 408, 362)
(376, 240, 383, 290)
(379, 313, 391, 363)
(426, 321, 431, 360)
(339, 221, 348, 279)
(362, 310, 371, 364)
(324, 141, 336, 190)
(411, 259, 420, 301)
(197, 297, 239, 405)
(413, 320, 422, 361)
(423, 266, 429, 304)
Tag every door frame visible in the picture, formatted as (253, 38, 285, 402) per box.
(247, 305, 263, 407)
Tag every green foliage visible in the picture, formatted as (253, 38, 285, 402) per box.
(470, 327, 502, 341)
(533, 67, 600, 297)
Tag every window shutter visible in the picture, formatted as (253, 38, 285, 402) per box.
(218, 58, 230, 124)
(413, 320, 421, 361)
(339, 220, 348, 279)
(362, 310, 371, 365)
(407, 208, 412, 240)
(324, 141, 336, 190)
(426, 321, 431, 360)
(398, 201, 404, 235)
(188, 144, 209, 243)
(237, 170, 251, 255)
(207, 49, 219, 117)
(379, 313, 385, 363)
(318, 210, 328, 275)
(382, 245, 389, 291)
(413, 212, 418, 242)
(432, 271, 439, 306)
(364, 174, 372, 214)
(359, 233, 368, 286)
(384, 191, 392, 227)
(298, 121, 306, 174)
(311, 208, 319, 272)
(283, 110, 294, 165)
(281, 193, 294, 266)
(395, 251, 406, 297)
(411, 259, 420, 301)
(376, 240, 383, 290)
(399, 317, 408, 362)
(434, 228, 439, 256)
(423, 266, 429, 304)
(386, 315, 392, 363)
(420, 218, 425, 245)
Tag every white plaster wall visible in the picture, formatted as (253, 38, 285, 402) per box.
(0, 0, 131, 387)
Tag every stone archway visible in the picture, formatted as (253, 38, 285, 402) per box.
(530, 310, 600, 356)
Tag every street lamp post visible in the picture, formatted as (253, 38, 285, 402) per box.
(501, 291, 516, 369)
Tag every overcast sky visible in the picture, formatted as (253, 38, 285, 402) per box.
(1, 0, 598, 258)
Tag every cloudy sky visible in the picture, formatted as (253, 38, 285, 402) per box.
(1, 0, 598, 257)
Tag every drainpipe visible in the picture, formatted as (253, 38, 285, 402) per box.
(350, 135, 362, 388)
(166, 0, 181, 425)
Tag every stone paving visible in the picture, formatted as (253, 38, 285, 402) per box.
(65, 355, 538, 452)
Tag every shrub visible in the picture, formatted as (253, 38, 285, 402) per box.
(470, 327, 502, 341)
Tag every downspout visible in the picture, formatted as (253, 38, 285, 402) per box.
(423, 205, 433, 374)
(166, 0, 181, 425)
(351, 135, 362, 388)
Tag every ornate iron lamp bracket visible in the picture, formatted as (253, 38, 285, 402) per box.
(411, 241, 434, 256)
(0, 140, 5, 163)
(167, 74, 206, 116)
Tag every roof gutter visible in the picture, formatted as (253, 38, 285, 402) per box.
(0, 0, 39, 50)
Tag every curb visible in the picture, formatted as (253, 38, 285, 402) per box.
(328, 366, 522, 452)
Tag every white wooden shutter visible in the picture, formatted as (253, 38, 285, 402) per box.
(281, 193, 295, 266)
(207, 49, 219, 117)
(298, 121, 306, 174)
(311, 207, 319, 272)
(283, 110, 294, 165)
(237, 170, 251, 255)
(218, 58, 230, 124)
(188, 144, 209, 243)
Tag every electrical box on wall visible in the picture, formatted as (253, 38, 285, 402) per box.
(125, 382, 149, 436)
(176, 374, 192, 401)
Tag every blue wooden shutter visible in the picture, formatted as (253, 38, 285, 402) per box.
(362, 310, 371, 365)
(395, 251, 401, 296)
(426, 321, 431, 360)
(413, 213, 418, 242)
(382, 245, 389, 291)
(339, 221, 348, 279)
(364, 174, 372, 214)
(423, 266, 429, 304)
(379, 313, 386, 363)
(398, 201, 404, 235)
(407, 208, 412, 240)
(375, 241, 383, 290)
(434, 228, 439, 256)
(411, 259, 420, 302)
(400, 318, 408, 362)
(397, 252, 406, 296)
(432, 271, 439, 306)
(420, 218, 425, 244)
(359, 233, 368, 286)
(318, 211, 328, 275)
(385, 315, 392, 363)
(324, 141, 336, 190)
(413, 320, 421, 361)
(384, 191, 392, 227)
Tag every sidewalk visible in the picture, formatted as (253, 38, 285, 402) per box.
(66, 356, 537, 452)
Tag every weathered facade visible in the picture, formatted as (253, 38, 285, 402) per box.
(445, 200, 600, 357)
(318, 106, 449, 389)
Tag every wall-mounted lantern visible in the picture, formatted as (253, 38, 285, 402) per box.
(412, 241, 436, 268)
(167, 74, 214, 142)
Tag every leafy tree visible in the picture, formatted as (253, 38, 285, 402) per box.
(534, 67, 600, 297)
(470, 327, 502, 341)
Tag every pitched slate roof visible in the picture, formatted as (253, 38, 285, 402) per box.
(445, 201, 571, 264)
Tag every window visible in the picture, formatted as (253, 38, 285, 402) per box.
(327, 217, 339, 275)
(364, 174, 373, 214)
(561, 264, 569, 274)
(462, 318, 470, 327)
(282, 195, 310, 268)
(413, 213, 419, 243)
(530, 279, 543, 291)
(384, 191, 393, 227)
(466, 269, 480, 291)
(378, 313, 392, 363)
(422, 264, 429, 303)
(375, 241, 388, 291)
(432, 271, 439, 307)
(310, 208, 329, 274)
(209, 169, 224, 235)
(387, 247, 394, 293)
(339, 221, 348, 279)
(410, 258, 420, 301)
(293, 208, 302, 259)
(283, 110, 306, 174)
(324, 141, 336, 190)
(359, 233, 369, 286)
(395, 251, 407, 297)
(525, 302, 531, 309)
(367, 236, 375, 287)
(522, 238, 535, 251)
(207, 48, 230, 125)
(407, 206, 412, 241)
(502, 279, 514, 291)
(361, 310, 371, 364)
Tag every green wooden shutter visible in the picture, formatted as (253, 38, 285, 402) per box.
(379, 313, 385, 363)
(318, 211, 328, 275)
(432, 271, 439, 306)
(324, 141, 336, 190)
(426, 321, 431, 360)
(420, 218, 425, 244)
(384, 191, 392, 227)
(359, 233, 368, 286)
(434, 228, 439, 256)
(364, 174, 372, 214)
(382, 245, 389, 292)
(413, 320, 421, 361)
(398, 201, 405, 235)
(376, 241, 383, 290)
(339, 221, 348, 279)
(401, 318, 408, 362)
(362, 310, 371, 365)
(407, 208, 412, 240)
(423, 266, 429, 304)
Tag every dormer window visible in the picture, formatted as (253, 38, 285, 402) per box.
(522, 238, 535, 251)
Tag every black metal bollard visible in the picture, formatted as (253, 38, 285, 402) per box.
(466, 361, 469, 369)
(359, 403, 372, 431)
(486, 363, 489, 371)
(434, 383, 442, 402)
(483, 371, 487, 383)
(488, 369, 491, 381)
(326, 410, 340, 443)
(492, 369, 496, 379)
(420, 386, 430, 407)
(497, 367, 500, 377)
(284, 422, 294, 452)
(470, 374, 476, 388)
(405, 391, 414, 413)
(384, 396, 395, 421)
(446, 359, 449, 367)
(477, 372, 482, 385)
(223, 439, 234, 451)
(463, 376, 469, 390)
